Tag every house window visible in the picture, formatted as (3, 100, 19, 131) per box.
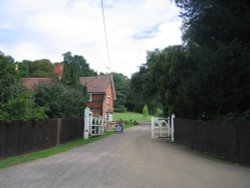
(89, 93, 92, 102)
(106, 113, 113, 121)
(107, 95, 110, 105)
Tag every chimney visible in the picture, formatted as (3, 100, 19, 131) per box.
(53, 63, 64, 80)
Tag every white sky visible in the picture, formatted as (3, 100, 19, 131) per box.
(0, 0, 182, 77)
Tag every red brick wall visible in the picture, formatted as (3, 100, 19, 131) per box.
(102, 83, 114, 116)
(86, 94, 104, 116)
(86, 83, 115, 117)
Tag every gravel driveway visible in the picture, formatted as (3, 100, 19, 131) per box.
(0, 124, 250, 188)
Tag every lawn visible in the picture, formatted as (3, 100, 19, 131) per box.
(113, 111, 152, 122)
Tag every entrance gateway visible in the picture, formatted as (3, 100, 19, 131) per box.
(151, 114, 175, 141)
(84, 107, 106, 139)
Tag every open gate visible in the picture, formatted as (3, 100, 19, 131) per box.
(151, 114, 175, 141)
(84, 107, 107, 139)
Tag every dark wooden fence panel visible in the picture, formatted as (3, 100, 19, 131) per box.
(33, 119, 58, 150)
(60, 118, 84, 144)
(0, 118, 84, 158)
(237, 122, 250, 163)
(174, 118, 250, 164)
(0, 121, 5, 157)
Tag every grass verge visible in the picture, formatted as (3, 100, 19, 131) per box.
(0, 123, 134, 169)
(0, 131, 114, 169)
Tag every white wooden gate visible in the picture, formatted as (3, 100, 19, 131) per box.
(151, 114, 175, 141)
(84, 107, 106, 139)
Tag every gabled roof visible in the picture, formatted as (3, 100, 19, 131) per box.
(80, 75, 116, 99)
(21, 78, 51, 90)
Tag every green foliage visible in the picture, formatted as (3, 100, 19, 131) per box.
(0, 52, 92, 121)
(142, 104, 149, 117)
(129, 63, 161, 114)
(111, 72, 129, 112)
(62, 52, 97, 86)
(35, 80, 87, 118)
(129, 0, 250, 121)
(0, 53, 47, 122)
(17, 59, 53, 77)
(1, 91, 47, 122)
(156, 107, 163, 117)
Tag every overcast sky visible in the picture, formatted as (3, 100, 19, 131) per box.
(0, 0, 182, 77)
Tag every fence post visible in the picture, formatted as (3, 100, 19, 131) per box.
(171, 114, 175, 142)
(56, 118, 62, 146)
(0, 122, 5, 158)
(84, 108, 91, 139)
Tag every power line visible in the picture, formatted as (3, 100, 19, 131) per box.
(101, 0, 112, 72)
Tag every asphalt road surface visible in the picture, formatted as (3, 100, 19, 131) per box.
(0, 124, 250, 188)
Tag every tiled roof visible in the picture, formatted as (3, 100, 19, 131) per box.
(21, 78, 51, 90)
(80, 75, 116, 99)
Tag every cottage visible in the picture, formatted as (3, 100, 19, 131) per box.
(21, 64, 116, 120)
(80, 75, 116, 120)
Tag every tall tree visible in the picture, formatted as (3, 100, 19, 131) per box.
(62, 52, 97, 86)
(111, 72, 129, 112)
(175, 0, 250, 119)
(17, 59, 53, 77)
(0, 53, 47, 121)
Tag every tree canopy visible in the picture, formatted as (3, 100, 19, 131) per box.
(0, 53, 47, 121)
(111, 72, 129, 112)
(17, 59, 53, 77)
(62, 52, 97, 86)
(129, 0, 250, 121)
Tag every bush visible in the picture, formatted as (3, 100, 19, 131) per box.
(35, 80, 87, 118)
(0, 84, 47, 122)
(142, 104, 149, 117)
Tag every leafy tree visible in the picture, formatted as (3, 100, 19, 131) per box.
(0, 53, 47, 121)
(130, 0, 250, 121)
(174, 0, 250, 119)
(17, 60, 30, 77)
(35, 80, 87, 118)
(62, 52, 97, 86)
(17, 59, 53, 77)
(2, 90, 47, 121)
(111, 72, 129, 112)
(129, 63, 161, 114)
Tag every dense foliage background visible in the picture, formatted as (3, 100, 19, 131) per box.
(129, 0, 250, 121)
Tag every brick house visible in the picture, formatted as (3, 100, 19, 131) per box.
(80, 75, 116, 120)
(21, 64, 116, 120)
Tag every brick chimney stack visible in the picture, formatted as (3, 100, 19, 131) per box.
(53, 63, 64, 80)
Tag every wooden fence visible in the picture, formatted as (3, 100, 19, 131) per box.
(0, 118, 84, 158)
(174, 118, 250, 164)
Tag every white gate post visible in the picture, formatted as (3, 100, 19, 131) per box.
(84, 107, 91, 139)
(171, 114, 175, 142)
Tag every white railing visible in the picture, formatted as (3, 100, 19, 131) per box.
(84, 107, 107, 139)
